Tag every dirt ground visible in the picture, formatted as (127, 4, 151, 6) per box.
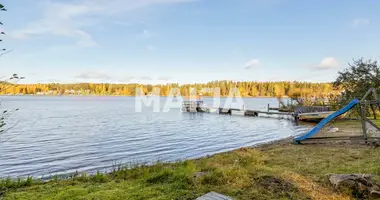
(301, 119, 380, 138)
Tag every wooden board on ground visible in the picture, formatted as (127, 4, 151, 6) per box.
(196, 192, 233, 200)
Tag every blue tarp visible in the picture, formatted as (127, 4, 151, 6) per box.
(294, 99, 360, 143)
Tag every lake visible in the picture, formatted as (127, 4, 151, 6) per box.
(0, 96, 310, 178)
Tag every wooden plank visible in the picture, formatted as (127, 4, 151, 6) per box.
(196, 192, 233, 200)
(363, 118, 380, 131)
(360, 100, 380, 105)
(301, 136, 380, 144)
(307, 136, 352, 140)
(198, 106, 296, 118)
(361, 88, 374, 101)
(245, 110, 258, 117)
(373, 89, 379, 101)
(251, 110, 294, 116)
(218, 108, 231, 114)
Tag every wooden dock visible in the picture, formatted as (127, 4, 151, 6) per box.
(182, 101, 297, 120)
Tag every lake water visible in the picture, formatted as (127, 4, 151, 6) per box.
(0, 96, 310, 178)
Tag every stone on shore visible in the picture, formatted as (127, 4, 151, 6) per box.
(328, 174, 380, 198)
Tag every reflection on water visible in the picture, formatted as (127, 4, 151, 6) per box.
(0, 96, 311, 178)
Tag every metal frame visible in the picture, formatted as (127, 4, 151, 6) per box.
(360, 88, 380, 140)
(293, 88, 380, 144)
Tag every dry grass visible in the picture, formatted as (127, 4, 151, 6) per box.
(282, 171, 350, 200)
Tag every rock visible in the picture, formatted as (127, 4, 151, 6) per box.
(196, 192, 233, 200)
(371, 184, 380, 191)
(328, 127, 339, 133)
(328, 174, 374, 187)
(370, 190, 380, 198)
(328, 174, 379, 198)
(193, 171, 209, 178)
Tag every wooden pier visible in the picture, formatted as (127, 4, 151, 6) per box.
(182, 101, 297, 120)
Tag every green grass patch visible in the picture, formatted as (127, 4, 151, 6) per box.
(1, 143, 380, 199)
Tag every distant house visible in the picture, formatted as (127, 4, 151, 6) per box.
(65, 90, 76, 94)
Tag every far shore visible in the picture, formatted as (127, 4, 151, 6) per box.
(0, 94, 289, 98)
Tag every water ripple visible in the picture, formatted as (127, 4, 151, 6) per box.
(0, 96, 308, 178)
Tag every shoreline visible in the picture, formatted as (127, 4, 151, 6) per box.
(0, 133, 380, 199)
(0, 94, 288, 98)
(3, 137, 378, 199)
(2, 120, 379, 199)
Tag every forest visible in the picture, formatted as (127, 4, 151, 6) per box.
(0, 81, 338, 98)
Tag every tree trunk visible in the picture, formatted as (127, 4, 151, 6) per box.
(370, 104, 377, 120)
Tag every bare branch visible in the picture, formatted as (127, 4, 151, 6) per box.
(0, 121, 22, 143)
(0, 74, 24, 93)
(0, 49, 13, 57)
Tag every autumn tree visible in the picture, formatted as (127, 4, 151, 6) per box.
(334, 58, 380, 118)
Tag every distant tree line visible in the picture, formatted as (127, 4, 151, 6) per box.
(0, 81, 338, 98)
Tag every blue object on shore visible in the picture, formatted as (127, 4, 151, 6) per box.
(294, 99, 360, 144)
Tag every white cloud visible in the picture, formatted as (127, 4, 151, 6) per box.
(140, 76, 153, 80)
(141, 30, 153, 39)
(72, 30, 99, 47)
(244, 59, 260, 69)
(352, 18, 370, 27)
(113, 20, 132, 26)
(36, 79, 62, 84)
(119, 76, 135, 82)
(147, 45, 157, 51)
(10, 1, 100, 46)
(75, 71, 112, 80)
(158, 76, 171, 81)
(315, 57, 340, 70)
(10, 0, 194, 46)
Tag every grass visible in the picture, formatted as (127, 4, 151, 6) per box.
(1, 142, 380, 200)
(375, 119, 380, 127)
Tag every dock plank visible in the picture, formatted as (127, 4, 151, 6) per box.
(182, 103, 296, 120)
(196, 192, 233, 200)
(246, 110, 294, 116)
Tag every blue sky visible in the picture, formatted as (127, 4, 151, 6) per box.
(0, 0, 379, 84)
